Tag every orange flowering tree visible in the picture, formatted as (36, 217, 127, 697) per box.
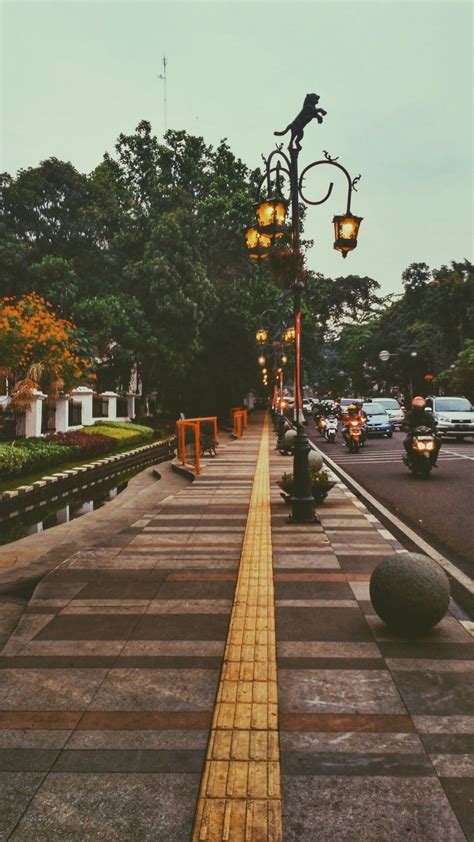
(0, 293, 95, 414)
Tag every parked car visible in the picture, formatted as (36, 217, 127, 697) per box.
(373, 398, 405, 429)
(425, 396, 474, 440)
(362, 402, 393, 437)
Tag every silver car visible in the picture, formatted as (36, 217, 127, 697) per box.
(374, 398, 405, 430)
(426, 396, 474, 440)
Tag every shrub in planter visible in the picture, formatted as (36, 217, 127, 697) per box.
(94, 421, 154, 438)
(16, 438, 79, 472)
(0, 443, 29, 477)
(0, 438, 78, 478)
(47, 430, 118, 457)
(83, 424, 152, 447)
(277, 467, 335, 504)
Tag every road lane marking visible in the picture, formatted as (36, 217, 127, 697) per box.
(442, 449, 474, 462)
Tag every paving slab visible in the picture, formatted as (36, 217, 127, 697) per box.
(0, 414, 472, 840)
(0, 424, 263, 839)
(269, 435, 473, 842)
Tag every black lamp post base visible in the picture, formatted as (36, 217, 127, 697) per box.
(276, 414, 287, 449)
(286, 501, 320, 524)
(289, 424, 320, 523)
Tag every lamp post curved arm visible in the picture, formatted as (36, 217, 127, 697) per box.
(299, 155, 361, 215)
(257, 148, 292, 200)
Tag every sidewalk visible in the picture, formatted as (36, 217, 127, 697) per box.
(0, 414, 473, 840)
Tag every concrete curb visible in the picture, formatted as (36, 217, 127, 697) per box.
(0, 436, 176, 518)
(308, 437, 474, 618)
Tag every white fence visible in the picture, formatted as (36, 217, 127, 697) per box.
(0, 387, 136, 437)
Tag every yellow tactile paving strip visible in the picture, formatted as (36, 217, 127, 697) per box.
(192, 416, 282, 842)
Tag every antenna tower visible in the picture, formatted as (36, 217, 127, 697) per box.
(159, 55, 168, 132)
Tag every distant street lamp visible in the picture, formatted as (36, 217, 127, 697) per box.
(246, 93, 363, 523)
(379, 349, 418, 396)
(254, 294, 294, 443)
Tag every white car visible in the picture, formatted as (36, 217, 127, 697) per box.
(302, 400, 313, 413)
(426, 396, 474, 440)
(374, 398, 405, 429)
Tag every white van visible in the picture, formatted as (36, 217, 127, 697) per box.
(426, 396, 474, 440)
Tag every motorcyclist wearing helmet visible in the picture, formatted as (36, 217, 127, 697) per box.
(403, 396, 441, 464)
(315, 399, 331, 433)
(342, 402, 367, 446)
(354, 400, 368, 425)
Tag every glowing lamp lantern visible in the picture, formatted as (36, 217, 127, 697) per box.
(333, 213, 363, 258)
(245, 226, 272, 259)
(283, 326, 296, 344)
(255, 198, 288, 238)
(424, 374, 434, 382)
(281, 355, 288, 364)
(258, 355, 266, 366)
(256, 328, 268, 345)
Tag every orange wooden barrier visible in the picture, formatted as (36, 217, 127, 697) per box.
(233, 410, 245, 438)
(231, 407, 248, 430)
(176, 416, 219, 475)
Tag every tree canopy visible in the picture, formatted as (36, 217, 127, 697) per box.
(1, 121, 472, 416)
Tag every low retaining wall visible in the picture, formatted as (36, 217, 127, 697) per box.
(0, 436, 176, 520)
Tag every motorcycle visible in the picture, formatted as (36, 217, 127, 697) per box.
(344, 419, 364, 452)
(315, 415, 327, 436)
(324, 415, 338, 443)
(403, 425, 437, 479)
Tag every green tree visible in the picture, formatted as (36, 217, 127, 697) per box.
(436, 340, 474, 400)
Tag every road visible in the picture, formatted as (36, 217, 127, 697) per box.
(307, 423, 474, 611)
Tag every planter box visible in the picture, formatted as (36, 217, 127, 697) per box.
(277, 480, 335, 505)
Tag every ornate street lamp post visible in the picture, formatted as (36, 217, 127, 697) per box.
(246, 93, 363, 523)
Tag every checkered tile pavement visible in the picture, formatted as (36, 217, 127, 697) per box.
(0, 414, 472, 840)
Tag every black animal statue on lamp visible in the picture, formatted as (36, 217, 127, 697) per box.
(274, 93, 327, 151)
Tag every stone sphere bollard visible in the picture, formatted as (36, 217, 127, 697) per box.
(284, 429, 297, 444)
(308, 450, 323, 472)
(370, 552, 450, 638)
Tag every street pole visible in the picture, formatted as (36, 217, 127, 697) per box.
(288, 145, 316, 523)
(246, 93, 363, 524)
(277, 366, 287, 447)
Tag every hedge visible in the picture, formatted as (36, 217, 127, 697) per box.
(94, 420, 154, 437)
(0, 439, 78, 478)
(47, 430, 118, 457)
(0, 422, 155, 480)
(86, 422, 153, 446)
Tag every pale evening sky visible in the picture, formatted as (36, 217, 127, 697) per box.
(1, 0, 472, 295)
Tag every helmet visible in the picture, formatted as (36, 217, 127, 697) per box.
(347, 404, 357, 412)
(412, 396, 426, 408)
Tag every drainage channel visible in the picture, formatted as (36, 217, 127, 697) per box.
(0, 473, 131, 546)
(0, 438, 176, 547)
